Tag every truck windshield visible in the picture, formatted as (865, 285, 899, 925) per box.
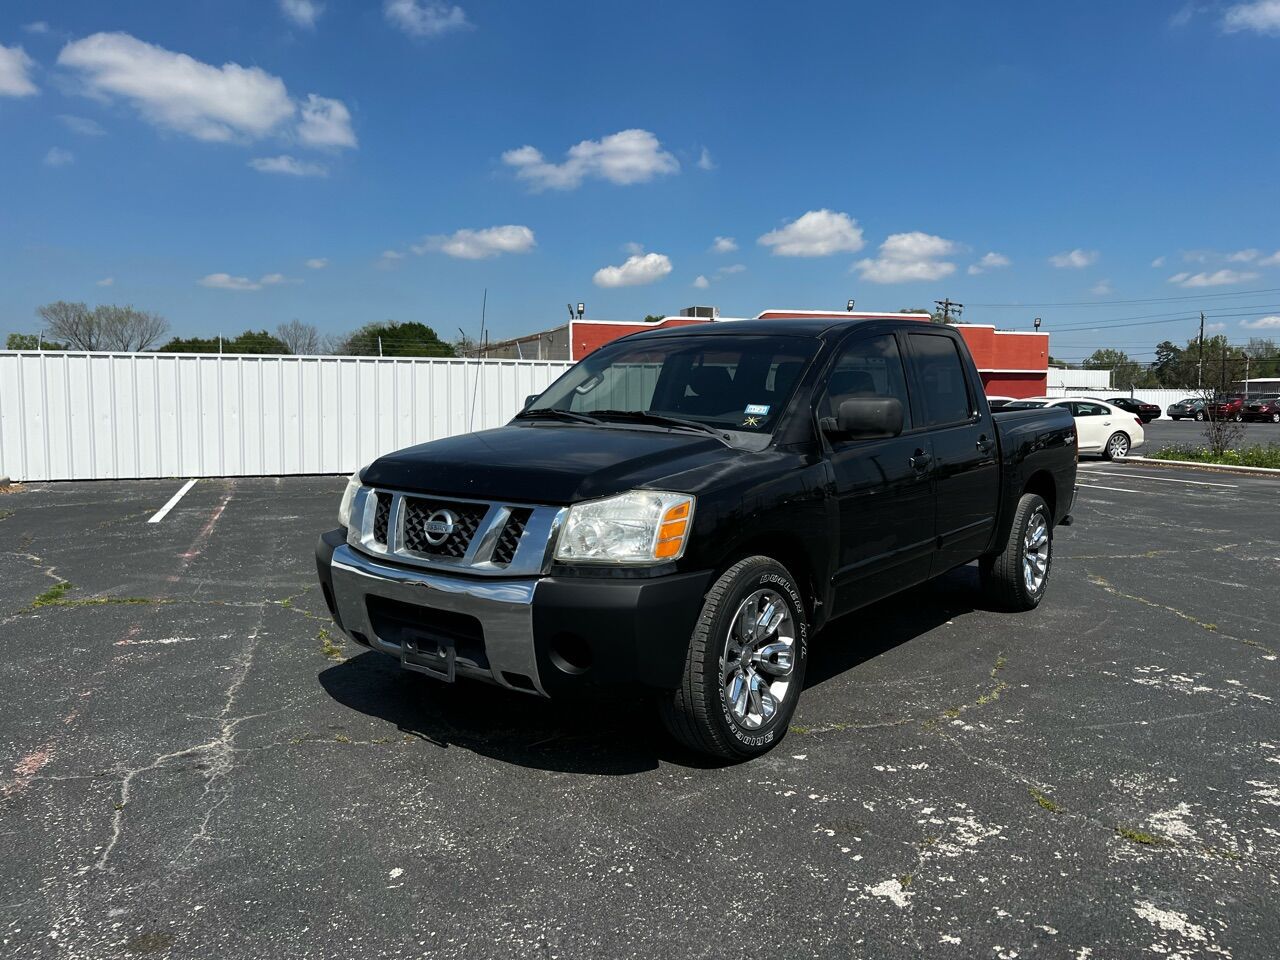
(525, 334, 818, 438)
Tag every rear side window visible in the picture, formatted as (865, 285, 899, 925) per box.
(1074, 402, 1107, 416)
(908, 333, 973, 426)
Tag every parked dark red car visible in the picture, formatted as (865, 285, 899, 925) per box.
(1106, 397, 1161, 423)
(1243, 395, 1280, 423)
(1211, 395, 1246, 422)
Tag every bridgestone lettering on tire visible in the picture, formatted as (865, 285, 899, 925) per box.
(659, 556, 809, 760)
(980, 493, 1052, 612)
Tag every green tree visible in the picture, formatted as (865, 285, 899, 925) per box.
(6, 333, 69, 350)
(642, 314, 666, 324)
(1084, 348, 1147, 389)
(159, 330, 290, 354)
(1152, 340, 1183, 387)
(338, 321, 455, 357)
(36, 301, 168, 351)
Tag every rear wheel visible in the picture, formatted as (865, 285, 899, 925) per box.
(1105, 432, 1131, 460)
(659, 556, 809, 760)
(1272, 412, 1279, 423)
(1195, 410, 1206, 422)
(980, 493, 1052, 611)
(1170, 416, 1181, 421)
(1234, 412, 1244, 422)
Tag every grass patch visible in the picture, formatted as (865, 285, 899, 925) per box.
(0, 509, 12, 521)
(1149, 443, 1280, 469)
(333, 732, 352, 743)
(32, 581, 72, 607)
(1116, 825, 1162, 846)
(1029, 788, 1060, 813)
(319, 627, 344, 661)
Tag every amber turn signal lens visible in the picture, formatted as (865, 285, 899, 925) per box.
(654, 500, 693, 559)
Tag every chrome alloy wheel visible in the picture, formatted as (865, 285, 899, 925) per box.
(721, 588, 796, 730)
(1107, 433, 1130, 458)
(1023, 511, 1050, 594)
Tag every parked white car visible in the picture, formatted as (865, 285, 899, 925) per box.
(1001, 397, 1145, 459)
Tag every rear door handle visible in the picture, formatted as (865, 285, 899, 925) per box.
(976, 434, 994, 453)
(910, 450, 932, 472)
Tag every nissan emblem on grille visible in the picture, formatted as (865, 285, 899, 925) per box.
(421, 509, 457, 546)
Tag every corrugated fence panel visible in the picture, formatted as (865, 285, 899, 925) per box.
(0, 351, 574, 481)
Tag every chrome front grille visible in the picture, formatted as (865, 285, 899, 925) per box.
(348, 487, 564, 578)
(401, 497, 486, 558)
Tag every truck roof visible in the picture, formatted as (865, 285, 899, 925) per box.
(620, 315, 928, 341)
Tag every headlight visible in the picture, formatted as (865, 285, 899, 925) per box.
(555, 491, 695, 564)
(337, 470, 363, 528)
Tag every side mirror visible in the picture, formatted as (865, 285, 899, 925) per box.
(822, 397, 904, 439)
(523, 394, 539, 410)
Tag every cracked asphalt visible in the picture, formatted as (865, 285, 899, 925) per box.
(1, 464, 1277, 959)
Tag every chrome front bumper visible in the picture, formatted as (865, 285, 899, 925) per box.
(328, 543, 546, 696)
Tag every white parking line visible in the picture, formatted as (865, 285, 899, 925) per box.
(148, 479, 198, 524)
(1080, 470, 1236, 489)
(1076, 482, 1146, 495)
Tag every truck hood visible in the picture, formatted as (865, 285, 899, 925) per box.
(361, 422, 739, 504)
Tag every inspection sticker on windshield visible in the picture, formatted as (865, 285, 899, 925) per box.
(744, 404, 771, 416)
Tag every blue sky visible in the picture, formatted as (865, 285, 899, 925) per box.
(2, 1, 1280, 362)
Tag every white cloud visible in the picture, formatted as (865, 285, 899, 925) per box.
(23, 22, 50, 34)
(502, 128, 679, 191)
(693, 275, 710, 289)
(1241, 315, 1280, 329)
(1151, 256, 1166, 268)
(1091, 279, 1114, 295)
(1049, 248, 1099, 269)
(1260, 250, 1280, 266)
(1227, 248, 1260, 262)
(697, 147, 715, 171)
(249, 154, 328, 176)
(377, 249, 405, 268)
(758, 209, 864, 257)
(1205, 321, 1227, 333)
(711, 236, 737, 253)
(413, 224, 536, 259)
(967, 251, 1010, 275)
(297, 94, 356, 148)
(57, 32, 354, 150)
(96, 277, 114, 287)
(280, 0, 324, 29)
(593, 252, 673, 288)
(0, 43, 38, 97)
(384, 0, 470, 38)
(855, 232, 959, 284)
(198, 271, 296, 291)
(1167, 269, 1259, 287)
(58, 114, 105, 136)
(58, 33, 294, 142)
(305, 257, 329, 269)
(43, 147, 74, 167)
(622, 241, 645, 255)
(718, 263, 746, 276)
(1222, 0, 1280, 34)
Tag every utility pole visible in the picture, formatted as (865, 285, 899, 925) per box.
(1196, 312, 1205, 389)
(934, 298, 964, 324)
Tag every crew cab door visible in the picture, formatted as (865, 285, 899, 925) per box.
(904, 331, 1000, 575)
(819, 331, 935, 616)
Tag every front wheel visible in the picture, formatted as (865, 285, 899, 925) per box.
(1195, 410, 1206, 422)
(1272, 413, 1279, 424)
(980, 493, 1052, 611)
(659, 556, 809, 760)
(1234, 413, 1244, 422)
(1170, 415, 1181, 421)
(1105, 432, 1131, 460)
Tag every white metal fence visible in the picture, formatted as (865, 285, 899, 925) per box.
(1046, 386, 1195, 416)
(0, 351, 574, 482)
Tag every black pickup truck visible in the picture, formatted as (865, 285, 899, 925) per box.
(316, 317, 1077, 759)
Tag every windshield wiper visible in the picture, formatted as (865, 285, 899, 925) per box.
(514, 408, 603, 425)
(590, 410, 729, 440)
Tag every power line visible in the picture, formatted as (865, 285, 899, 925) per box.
(967, 286, 1280, 309)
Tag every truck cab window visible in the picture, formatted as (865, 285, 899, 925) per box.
(818, 334, 912, 431)
(909, 333, 974, 426)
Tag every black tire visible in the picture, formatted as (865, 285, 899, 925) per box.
(1195, 410, 1206, 422)
(1272, 413, 1279, 424)
(1170, 416, 1180, 421)
(659, 556, 809, 760)
(1104, 431, 1130, 460)
(980, 493, 1052, 612)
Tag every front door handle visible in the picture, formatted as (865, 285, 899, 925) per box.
(976, 434, 994, 453)
(910, 450, 932, 472)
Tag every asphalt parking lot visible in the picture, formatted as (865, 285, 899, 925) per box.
(2, 466, 1278, 959)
